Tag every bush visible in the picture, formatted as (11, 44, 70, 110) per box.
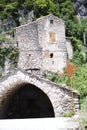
(62, 111, 74, 117)
(79, 97, 87, 129)
(44, 64, 87, 100)
(0, 46, 19, 68)
(70, 37, 86, 65)
(0, 35, 10, 42)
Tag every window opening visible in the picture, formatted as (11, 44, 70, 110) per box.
(50, 53, 53, 58)
(29, 54, 31, 57)
(49, 32, 56, 43)
(50, 20, 53, 24)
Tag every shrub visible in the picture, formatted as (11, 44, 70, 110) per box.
(62, 111, 74, 117)
(0, 35, 10, 42)
(0, 46, 19, 69)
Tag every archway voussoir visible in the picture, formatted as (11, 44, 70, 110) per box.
(0, 70, 79, 118)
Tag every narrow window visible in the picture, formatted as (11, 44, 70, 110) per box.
(50, 53, 53, 58)
(17, 41, 18, 47)
(49, 32, 56, 43)
(50, 20, 53, 24)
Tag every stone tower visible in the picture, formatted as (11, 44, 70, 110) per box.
(15, 14, 67, 74)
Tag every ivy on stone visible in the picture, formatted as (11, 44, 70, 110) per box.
(0, 46, 19, 69)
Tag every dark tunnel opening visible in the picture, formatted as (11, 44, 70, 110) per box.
(1, 83, 55, 119)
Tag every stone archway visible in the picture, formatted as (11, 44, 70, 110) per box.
(0, 70, 79, 118)
(1, 82, 55, 119)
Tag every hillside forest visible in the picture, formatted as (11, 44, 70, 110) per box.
(0, 0, 87, 127)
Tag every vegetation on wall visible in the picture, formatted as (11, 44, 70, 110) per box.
(0, 46, 19, 69)
(0, 35, 10, 42)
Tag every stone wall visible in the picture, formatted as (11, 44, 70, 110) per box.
(37, 15, 67, 73)
(0, 70, 79, 117)
(15, 14, 68, 74)
(15, 22, 42, 70)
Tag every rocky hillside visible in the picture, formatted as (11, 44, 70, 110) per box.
(73, 0, 87, 17)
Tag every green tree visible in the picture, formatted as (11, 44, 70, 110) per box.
(22, 0, 34, 10)
(60, 0, 75, 20)
(33, 0, 59, 18)
(70, 37, 86, 65)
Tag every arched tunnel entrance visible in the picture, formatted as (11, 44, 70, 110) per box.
(1, 83, 55, 119)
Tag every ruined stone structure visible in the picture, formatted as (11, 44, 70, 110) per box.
(15, 14, 68, 74)
(0, 70, 79, 119)
(0, 14, 79, 119)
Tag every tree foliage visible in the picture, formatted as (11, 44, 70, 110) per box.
(0, 46, 19, 68)
(33, 0, 59, 18)
(0, 0, 86, 43)
(44, 64, 87, 100)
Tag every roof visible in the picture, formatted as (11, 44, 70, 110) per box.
(36, 14, 64, 23)
(15, 14, 64, 30)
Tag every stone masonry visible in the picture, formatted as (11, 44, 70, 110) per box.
(0, 14, 79, 119)
(15, 14, 72, 73)
(0, 70, 79, 118)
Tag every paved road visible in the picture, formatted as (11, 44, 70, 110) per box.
(0, 117, 79, 130)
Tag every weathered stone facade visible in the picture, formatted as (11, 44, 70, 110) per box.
(15, 14, 68, 73)
(0, 14, 78, 119)
(15, 22, 42, 71)
(0, 70, 79, 118)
